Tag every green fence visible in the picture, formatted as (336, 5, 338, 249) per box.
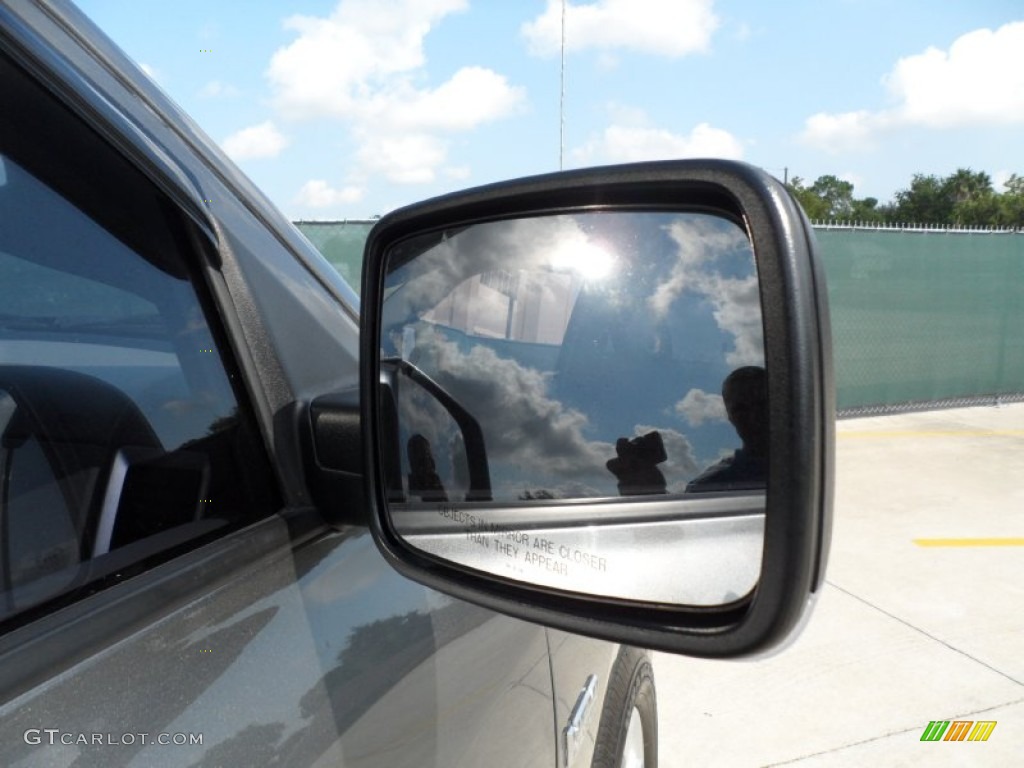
(816, 227, 1024, 414)
(294, 220, 374, 296)
(294, 220, 1024, 415)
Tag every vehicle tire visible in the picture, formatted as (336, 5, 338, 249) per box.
(591, 645, 658, 768)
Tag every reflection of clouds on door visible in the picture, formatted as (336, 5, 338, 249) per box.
(651, 217, 764, 367)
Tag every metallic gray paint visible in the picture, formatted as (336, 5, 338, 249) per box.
(0, 2, 623, 766)
(0, 524, 560, 766)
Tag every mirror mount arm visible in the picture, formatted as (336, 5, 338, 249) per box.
(380, 357, 492, 502)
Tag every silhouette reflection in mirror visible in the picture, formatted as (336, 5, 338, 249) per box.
(407, 434, 448, 502)
(606, 366, 768, 497)
(686, 365, 768, 493)
(605, 431, 668, 496)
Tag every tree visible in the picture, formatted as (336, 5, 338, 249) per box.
(811, 175, 856, 219)
(850, 196, 884, 223)
(786, 176, 829, 220)
(787, 174, 857, 220)
(1004, 173, 1024, 196)
(892, 174, 953, 224)
(789, 167, 1022, 228)
(997, 173, 1024, 228)
(954, 192, 1000, 226)
(945, 168, 996, 226)
(944, 168, 992, 205)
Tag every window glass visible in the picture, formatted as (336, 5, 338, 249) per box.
(0, 64, 276, 621)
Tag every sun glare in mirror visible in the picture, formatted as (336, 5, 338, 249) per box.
(550, 240, 614, 280)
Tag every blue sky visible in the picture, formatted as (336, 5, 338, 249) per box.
(75, 0, 1023, 220)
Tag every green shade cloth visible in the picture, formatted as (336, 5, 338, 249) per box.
(816, 228, 1024, 411)
(294, 220, 375, 297)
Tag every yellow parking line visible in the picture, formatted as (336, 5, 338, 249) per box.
(914, 538, 1024, 547)
(839, 430, 1024, 439)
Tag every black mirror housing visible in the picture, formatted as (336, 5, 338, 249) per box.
(360, 159, 834, 657)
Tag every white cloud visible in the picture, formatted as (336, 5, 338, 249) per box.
(887, 23, 1024, 127)
(222, 121, 289, 160)
(522, 0, 718, 57)
(706, 274, 763, 367)
(266, 0, 522, 184)
(355, 133, 448, 184)
(801, 22, 1024, 152)
(652, 217, 764, 367)
(296, 179, 364, 208)
(800, 110, 883, 153)
(198, 80, 240, 99)
(574, 121, 744, 165)
(268, 0, 467, 121)
(400, 328, 706, 498)
(408, 327, 615, 490)
(675, 388, 726, 427)
(389, 67, 525, 132)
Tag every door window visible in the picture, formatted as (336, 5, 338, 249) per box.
(0, 53, 277, 623)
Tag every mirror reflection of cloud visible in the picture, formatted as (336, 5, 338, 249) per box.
(411, 326, 609, 477)
(675, 387, 727, 427)
(399, 328, 706, 499)
(653, 217, 765, 368)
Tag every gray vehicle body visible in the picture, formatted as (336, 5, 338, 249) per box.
(0, 1, 629, 765)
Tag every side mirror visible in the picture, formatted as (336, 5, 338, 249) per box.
(360, 160, 834, 657)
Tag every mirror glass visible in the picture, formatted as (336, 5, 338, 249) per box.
(379, 211, 767, 606)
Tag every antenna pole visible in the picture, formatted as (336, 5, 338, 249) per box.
(559, 0, 566, 170)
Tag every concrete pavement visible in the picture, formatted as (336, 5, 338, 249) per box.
(654, 403, 1024, 767)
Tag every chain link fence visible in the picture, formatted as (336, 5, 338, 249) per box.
(294, 220, 375, 296)
(815, 225, 1024, 417)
